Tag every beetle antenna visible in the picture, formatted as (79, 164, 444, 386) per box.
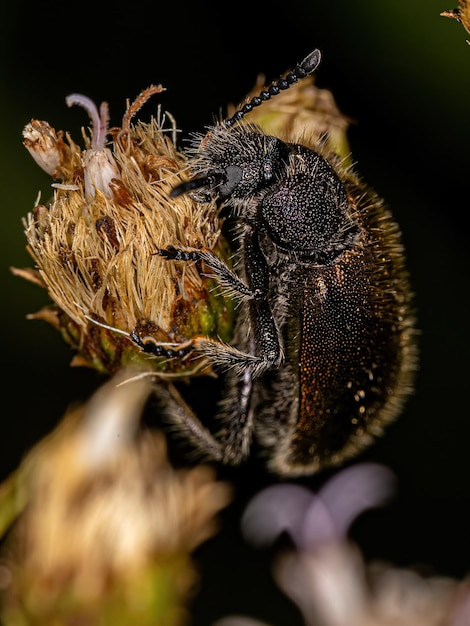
(170, 49, 322, 199)
(224, 48, 322, 128)
(170, 173, 219, 198)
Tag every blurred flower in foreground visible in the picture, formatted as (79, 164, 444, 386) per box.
(216, 464, 470, 626)
(14, 73, 350, 380)
(0, 370, 231, 626)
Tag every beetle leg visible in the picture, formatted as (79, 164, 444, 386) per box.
(193, 298, 283, 378)
(194, 227, 284, 377)
(152, 367, 255, 466)
(160, 227, 284, 378)
(216, 358, 256, 464)
(130, 330, 195, 359)
(152, 382, 224, 462)
(160, 246, 254, 300)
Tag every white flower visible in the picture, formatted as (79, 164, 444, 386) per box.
(66, 93, 121, 198)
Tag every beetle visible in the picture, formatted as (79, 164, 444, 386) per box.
(130, 49, 418, 476)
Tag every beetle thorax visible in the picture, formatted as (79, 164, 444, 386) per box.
(260, 148, 352, 260)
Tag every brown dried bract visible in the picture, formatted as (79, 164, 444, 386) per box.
(441, 0, 470, 43)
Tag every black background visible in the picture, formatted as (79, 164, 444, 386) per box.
(1, 1, 469, 624)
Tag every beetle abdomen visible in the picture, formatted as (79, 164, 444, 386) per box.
(264, 182, 417, 476)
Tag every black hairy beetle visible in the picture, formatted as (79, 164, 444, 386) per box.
(133, 49, 418, 476)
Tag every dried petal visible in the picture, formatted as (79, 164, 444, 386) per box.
(22, 120, 66, 177)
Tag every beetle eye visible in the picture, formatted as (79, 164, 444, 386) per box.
(219, 165, 243, 196)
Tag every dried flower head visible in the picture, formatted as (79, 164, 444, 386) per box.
(16, 85, 234, 377)
(0, 370, 231, 625)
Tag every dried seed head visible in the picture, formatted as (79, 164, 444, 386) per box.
(16, 87, 235, 376)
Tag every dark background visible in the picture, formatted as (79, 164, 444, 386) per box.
(1, 1, 469, 624)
